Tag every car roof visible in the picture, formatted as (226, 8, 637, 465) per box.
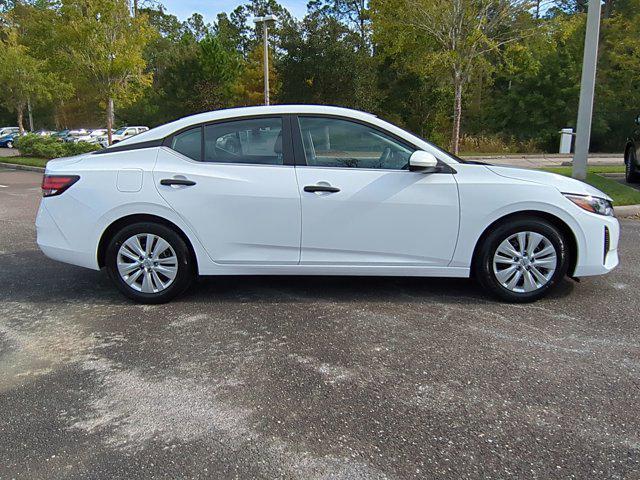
(112, 105, 377, 148)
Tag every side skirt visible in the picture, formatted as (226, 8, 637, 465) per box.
(197, 264, 471, 278)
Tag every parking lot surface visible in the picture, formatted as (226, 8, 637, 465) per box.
(1, 167, 639, 479)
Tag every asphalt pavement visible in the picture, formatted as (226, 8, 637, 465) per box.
(1, 167, 639, 479)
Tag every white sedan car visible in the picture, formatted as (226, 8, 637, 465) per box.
(97, 126, 149, 148)
(72, 129, 108, 144)
(36, 105, 619, 303)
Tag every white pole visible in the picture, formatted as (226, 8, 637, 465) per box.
(572, 0, 601, 181)
(263, 20, 269, 106)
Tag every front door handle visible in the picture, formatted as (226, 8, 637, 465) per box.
(304, 185, 340, 193)
(160, 178, 196, 187)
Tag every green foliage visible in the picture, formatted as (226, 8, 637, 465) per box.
(0, 29, 71, 130)
(458, 134, 543, 155)
(15, 134, 100, 159)
(57, 0, 155, 106)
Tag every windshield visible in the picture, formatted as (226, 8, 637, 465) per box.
(115, 128, 127, 135)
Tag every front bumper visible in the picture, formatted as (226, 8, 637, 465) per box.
(573, 214, 619, 277)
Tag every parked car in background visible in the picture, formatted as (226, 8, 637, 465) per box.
(0, 132, 20, 148)
(624, 114, 640, 183)
(52, 130, 70, 142)
(35, 130, 55, 136)
(98, 126, 149, 148)
(62, 129, 89, 143)
(36, 105, 619, 304)
(0, 127, 19, 137)
(71, 129, 107, 144)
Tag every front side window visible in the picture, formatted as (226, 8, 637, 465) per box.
(204, 117, 283, 165)
(171, 127, 202, 160)
(298, 117, 414, 170)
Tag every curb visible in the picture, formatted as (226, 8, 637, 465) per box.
(0, 161, 45, 173)
(615, 204, 640, 218)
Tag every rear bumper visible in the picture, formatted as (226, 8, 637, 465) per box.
(36, 201, 99, 270)
(572, 214, 619, 277)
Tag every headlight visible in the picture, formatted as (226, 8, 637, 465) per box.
(564, 194, 614, 216)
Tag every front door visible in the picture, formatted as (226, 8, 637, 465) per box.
(154, 116, 301, 264)
(292, 115, 459, 266)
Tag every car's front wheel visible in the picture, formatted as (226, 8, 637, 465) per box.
(105, 222, 194, 304)
(6, 141, 13, 149)
(474, 218, 569, 302)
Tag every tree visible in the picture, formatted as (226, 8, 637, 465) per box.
(484, 14, 584, 150)
(372, 0, 534, 153)
(278, 13, 378, 110)
(58, 0, 155, 144)
(0, 30, 69, 132)
(307, 0, 370, 50)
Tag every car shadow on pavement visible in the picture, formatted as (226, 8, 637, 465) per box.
(0, 249, 576, 306)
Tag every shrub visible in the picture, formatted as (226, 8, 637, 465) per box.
(15, 134, 101, 159)
(458, 134, 543, 155)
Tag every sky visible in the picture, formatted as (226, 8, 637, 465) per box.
(161, 0, 308, 24)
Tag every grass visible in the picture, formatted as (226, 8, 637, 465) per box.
(0, 156, 48, 168)
(544, 165, 625, 175)
(543, 166, 640, 206)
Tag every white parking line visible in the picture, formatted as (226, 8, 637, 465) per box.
(0, 185, 8, 188)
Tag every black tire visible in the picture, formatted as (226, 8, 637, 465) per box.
(105, 222, 194, 304)
(625, 148, 640, 183)
(474, 217, 569, 303)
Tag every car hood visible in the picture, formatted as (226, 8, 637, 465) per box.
(486, 165, 612, 201)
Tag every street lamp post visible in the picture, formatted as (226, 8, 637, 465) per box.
(572, 0, 602, 180)
(253, 15, 277, 106)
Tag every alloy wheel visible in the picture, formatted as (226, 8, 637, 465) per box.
(117, 233, 178, 293)
(492, 231, 558, 293)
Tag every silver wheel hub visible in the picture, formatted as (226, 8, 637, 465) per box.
(117, 233, 178, 294)
(492, 231, 558, 293)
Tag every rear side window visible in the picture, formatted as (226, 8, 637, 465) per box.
(204, 117, 283, 165)
(171, 127, 202, 161)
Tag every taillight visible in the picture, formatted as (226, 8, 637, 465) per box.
(41, 175, 80, 197)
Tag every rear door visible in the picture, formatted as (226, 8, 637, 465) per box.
(153, 115, 301, 264)
(292, 115, 459, 266)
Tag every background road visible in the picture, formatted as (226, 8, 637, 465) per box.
(1, 167, 638, 479)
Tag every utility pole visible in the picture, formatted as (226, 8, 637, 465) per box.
(253, 15, 277, 106)
(572, 0, 601, 181)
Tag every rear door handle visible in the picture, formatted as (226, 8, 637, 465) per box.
(304, 185, 340, 193)
(160, 178, 196, 187)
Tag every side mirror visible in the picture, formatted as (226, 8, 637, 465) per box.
(409, 151, 439, 172)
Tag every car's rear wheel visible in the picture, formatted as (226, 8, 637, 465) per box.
(474, 218, 569, 302)
(105, 222, 194, 304)
(6, 141, 13, 149)
(625, 149, 640, 183)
